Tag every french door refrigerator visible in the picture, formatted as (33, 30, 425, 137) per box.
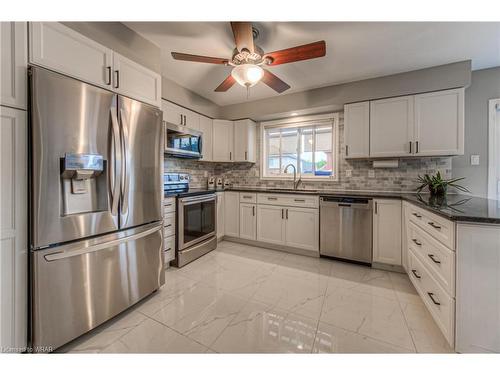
(29, 66, 164, 351)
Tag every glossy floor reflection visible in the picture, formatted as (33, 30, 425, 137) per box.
(59, 240, 453, 353)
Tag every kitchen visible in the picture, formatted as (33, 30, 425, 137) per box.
(1, 9, 500, 370)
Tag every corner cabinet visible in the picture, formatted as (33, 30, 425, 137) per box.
(1, 22, 27, 110)
(212, 120, 234, 162)
(199, 115, 213, 161)
(344, 101, 370, 158)
(29, 22, 161, 107)
(233, 119, 256, 162)
(0, 106, 28, 351)
(372, 199, 402, 266)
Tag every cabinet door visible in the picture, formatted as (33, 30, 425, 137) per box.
(0, 107, 27, 350)
(284, 207, 319, 253)
(216, 192, 224, 239)
(29, 22, 113, 90)
(344, 101, 370, 158)
(239, 204, 257, 240)
(212, 120, 234, 162)
(199, 116, 213, 161)
(183, 108, 200, 130)
(224, 192, 239, 237)
(162, 100, 183, 126)
(234, 119, 256, 162)
(1, 22, 27, 109)
(373, 199, 402, 265)
(113, 52, 161, 108)
(257, 205, 285, 245)
(370, 96, 414, 157)
(414, 88, 464, 156)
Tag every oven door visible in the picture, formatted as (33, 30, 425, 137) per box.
(165, 123, 202, 159)
(178, 194, 217, 250)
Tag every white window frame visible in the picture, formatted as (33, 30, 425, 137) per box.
(260, 113, 339, 181)
(488, 98, 500, 200)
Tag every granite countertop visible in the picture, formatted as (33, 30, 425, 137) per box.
(224, 186, 500, 224)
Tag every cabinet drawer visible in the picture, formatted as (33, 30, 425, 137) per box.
(257, 193, 319, 208)
(408, 249, 455, 346)
(164, 212, 175, 237)
(408, 222, 455, 295)
(407, 203, 455, 249)
(239, 192, 257, 203)
(164, 197, 176, 214)
(163, 234, 175, 252)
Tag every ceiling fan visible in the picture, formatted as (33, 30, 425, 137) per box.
(171, 22, 326, 94)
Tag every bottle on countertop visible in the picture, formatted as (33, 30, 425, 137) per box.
(208, 176, 215, 189)
(223, 179, 232, 189)
(216, 177, 223, 191)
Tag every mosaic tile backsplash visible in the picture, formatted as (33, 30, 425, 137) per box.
(164, 117, 453, 192)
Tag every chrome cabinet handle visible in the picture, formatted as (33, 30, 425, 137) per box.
(416, 141, 419, 154)
(427, 292, 440, 306)
(409, 141, 412, 154)
(294, 199, 305, 202)
(428, 254, 441, 264)
(245, 151, 247, 161)
(345, 145, 349, 156)
(106, 66, 112, 85)
(428, 222, 441, 230)
(286, 209, 289, 220)
(411, 269, 421, 279)
(229, 151, 232, 160)
(164, 224, 172, 228)
(252, 206, 255, 216)
(412, 238, 422, 246)
(180, 114, 183, 125)
(114, 70, 119, 89)
(267, 197, 278, 200)
(164, 247, 172, 252)
(243, 195, 252, 199)
(412, 212, 422, 218)
(374, 201, 378, 214)
(281, 208, 284, 219)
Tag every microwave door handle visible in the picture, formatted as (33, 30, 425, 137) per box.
(110, 107, 121, 216)
(119, 108, 130, 216)
(198, 134, 203, 157)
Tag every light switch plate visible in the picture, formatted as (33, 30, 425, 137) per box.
(368, 170, 375, 178)
(470, 155, 480, 166)
(345, 169, 352, 177)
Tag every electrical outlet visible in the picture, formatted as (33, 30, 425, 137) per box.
(368, 170, 375, 178)
(470, 155, 480, 166)
(345, 169, 352, 177)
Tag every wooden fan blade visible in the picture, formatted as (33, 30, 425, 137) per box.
(230, 22, 254, 53)
(171, 52, 229, 65)
(264, 41, 326, 66)
(261, 70, 290, 94)
(214, 75, 236, 92)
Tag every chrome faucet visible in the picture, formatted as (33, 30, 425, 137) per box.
(284, 164, 302, 190)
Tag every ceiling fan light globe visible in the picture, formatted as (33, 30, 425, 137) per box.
(231, 64, 264, 88)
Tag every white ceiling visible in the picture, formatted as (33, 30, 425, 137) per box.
(125, 22, 500, 106)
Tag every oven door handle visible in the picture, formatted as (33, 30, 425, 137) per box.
(179, 194, 217, 204)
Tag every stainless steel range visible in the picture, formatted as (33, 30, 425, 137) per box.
(164, 173, 217, 267)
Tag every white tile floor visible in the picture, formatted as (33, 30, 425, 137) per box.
(59, 240, 453, 353)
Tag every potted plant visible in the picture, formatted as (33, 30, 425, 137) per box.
(416, 171, 470, 197)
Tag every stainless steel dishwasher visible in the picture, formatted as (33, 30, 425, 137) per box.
(320, 196, 373, 264)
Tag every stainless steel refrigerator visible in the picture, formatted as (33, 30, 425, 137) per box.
(29, 66, 164, 351)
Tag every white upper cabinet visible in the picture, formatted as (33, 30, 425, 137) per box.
(373, 199, 402, 266)
(0, 106, 28, 351)
(184, 108, 200, 130)
(212, 120, 234, 162)
(112, 52, 161, 107)
(370, 96, 414, 157)
(199, 115, 213, 161)
(344, 101, 370, 158)
(162, 100, 200, 129)
(1, 22, 27, 110)
(29, 22, 113, 90)
(29, 22, 161, 107)
(233, 119, 257, 163)
(414, 88, 464, 156)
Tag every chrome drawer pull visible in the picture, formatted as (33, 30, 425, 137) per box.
(412, 239, 422, 246)
(267, 197, 278, 200)
(164, 247, 171, 251)
(411, 269, 421, 279)
(427, 254, 441, 264)
(427, 292, 441, 306)
(294, 199, 306, 202)
(165, 224, 172, 228)
(428, 222, 441, 230)
(412, 212, 422, 218)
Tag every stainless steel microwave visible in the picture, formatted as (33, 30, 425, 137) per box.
(165, 122, 202, 158)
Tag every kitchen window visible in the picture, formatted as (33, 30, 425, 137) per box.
(261, 113, 339, 180)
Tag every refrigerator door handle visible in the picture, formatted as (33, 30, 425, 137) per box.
(44, 223, 162, 261)
(119, 108, 130, 216)
(110, 106, 122, 216)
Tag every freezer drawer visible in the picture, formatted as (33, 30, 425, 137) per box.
(31, 223, 164, 351)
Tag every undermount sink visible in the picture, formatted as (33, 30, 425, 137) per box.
(268, 188, 318, 193)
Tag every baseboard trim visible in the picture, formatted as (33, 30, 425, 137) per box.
(222, 236, 320, 258)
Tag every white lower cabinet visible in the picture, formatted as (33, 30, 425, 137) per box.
(0, 106, 27, 351)
(372, 199, 402, 266)
(239, 203, 257, 240)
(224, 192, 239, 237)
(256, 205, 286, 245)
(284, 207, 319, 252)
(216, 192, 224, 240)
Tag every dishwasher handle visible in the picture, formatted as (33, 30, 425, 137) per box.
(320, 196, 372, 209)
